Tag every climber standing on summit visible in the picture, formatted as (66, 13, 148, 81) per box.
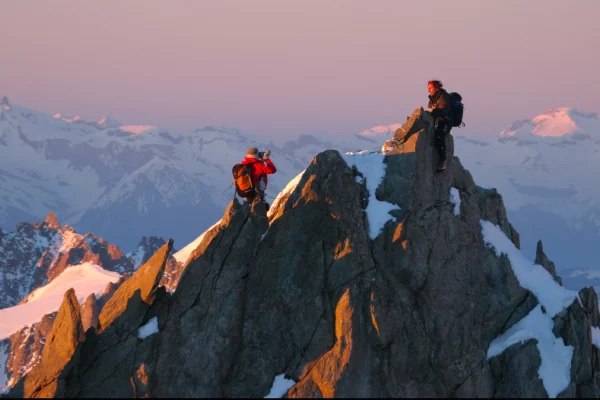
(236, 147, 277, 211)
(426, 80, 452, 172)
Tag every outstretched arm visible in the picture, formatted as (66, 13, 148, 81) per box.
(256, 158, 277, 175)
(263, 158, 277, 174)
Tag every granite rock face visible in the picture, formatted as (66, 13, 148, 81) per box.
(8, 289, 85, 398)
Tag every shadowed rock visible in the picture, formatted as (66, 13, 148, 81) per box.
(536, 239, 562, 285)
(151, 199, 269, 397)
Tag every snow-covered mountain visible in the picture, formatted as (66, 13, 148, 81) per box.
(454, 107, 600, 273)
(2, 96, 599, 278)
(0, 211, 130, 391)
(0, 259, 122, 391)
(0, 96, 379, 250)
(0, 216, 184, 392)
(0, 262, 121, 340)
(0, 212, 135, 309)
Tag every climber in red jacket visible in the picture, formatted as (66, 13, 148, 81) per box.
(240, 147, 277, 210)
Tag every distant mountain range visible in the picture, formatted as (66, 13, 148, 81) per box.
(454, 107, 600, 271)
(0, 95, 379, 250)
(2, 96, 599, 274)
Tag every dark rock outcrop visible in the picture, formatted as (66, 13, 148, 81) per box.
(125, 236, 183, 293)
(127, 236, 167, 270)
(0, 96, 11, 111)
(536, 239, 563, 285)
(10, 107, 600, 398)
(552, 288, 600, 396)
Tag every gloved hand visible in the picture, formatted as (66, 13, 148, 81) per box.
(263, 150, 271, 159)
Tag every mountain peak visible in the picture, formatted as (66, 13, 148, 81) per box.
(1, 96, 11, 111)
(118, 125, 157, 135)
(42, 211, 61, 230)
(98, 116, 122, 128)
(501, 107, 600, 138)
(360, 123, 403, 137)
(53, 113, 81, 123)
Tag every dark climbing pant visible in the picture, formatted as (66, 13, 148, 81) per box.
(434, 122, 451, 162)
(244, 190, 270, 212)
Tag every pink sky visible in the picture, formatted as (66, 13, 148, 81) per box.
(0, 0, 598, 137)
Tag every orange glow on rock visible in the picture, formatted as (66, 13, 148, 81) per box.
(290, 288, 354, 398)
(334, 239, 353, 260)
(370, 291, 380, 337)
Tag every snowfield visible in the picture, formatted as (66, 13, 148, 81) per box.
(0, 263, 120, 339)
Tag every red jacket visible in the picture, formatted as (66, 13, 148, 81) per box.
(241, 157, 277, 190)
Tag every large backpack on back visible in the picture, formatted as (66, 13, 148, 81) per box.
(232, 164, 255, 198)
(448, 92, 465, 128)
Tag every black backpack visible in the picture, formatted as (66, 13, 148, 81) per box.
(449, 92, 465, 128)
(232, 164, 255, 198)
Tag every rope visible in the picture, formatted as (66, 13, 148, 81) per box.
(393, 139, 405, 151)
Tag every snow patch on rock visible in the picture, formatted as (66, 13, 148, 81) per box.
(138, 317, 159, 340)
(342, 152, 399, 239)
(265, 374, 296, 398)
(481, 220, 578, 398)
(449, 187, 461, 216)
(173, 219, 222, 264)
(267, 170, 305, 220)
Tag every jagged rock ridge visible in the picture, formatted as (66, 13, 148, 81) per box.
(0, 212, 134, 310)
(0, 214, 158, 393)
(8, 108, 600, 398)
(0, 221, 181, 393)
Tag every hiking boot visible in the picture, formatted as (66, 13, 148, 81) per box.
(437, 161, 447, 172)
